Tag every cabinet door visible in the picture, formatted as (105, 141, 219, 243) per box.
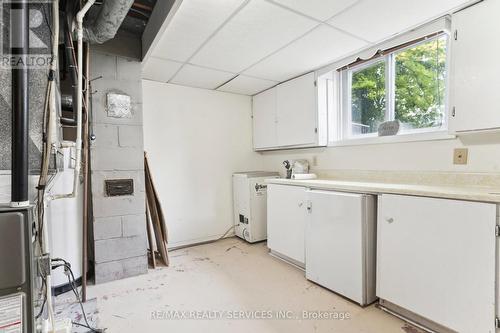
(252, 87, 277, 150)
(377, 194, 497, 333)
(276, 72, 317, 147)
(306, 190, 375, 305)
(267, 184, 306, 265)
(449, 0, 500, 132)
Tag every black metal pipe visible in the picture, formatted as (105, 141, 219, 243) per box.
(11, 0, 29, 204)
(64, 2, 78, 122)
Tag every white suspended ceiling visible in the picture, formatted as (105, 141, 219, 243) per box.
(142, 0, 471, 96)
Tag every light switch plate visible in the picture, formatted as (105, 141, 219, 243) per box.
(453, 148, 468, 165)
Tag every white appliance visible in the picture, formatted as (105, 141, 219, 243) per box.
(233, 172, 279, 243)
(306, 190, 376, 306)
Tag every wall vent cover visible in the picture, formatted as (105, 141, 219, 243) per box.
(105, 179, 134, 196)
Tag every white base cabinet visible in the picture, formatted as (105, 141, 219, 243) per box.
(377, 194, 497, 333)
(267, 184, 307, 266)
(305, 190, 376, 306)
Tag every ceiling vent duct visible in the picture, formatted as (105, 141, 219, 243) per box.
(83, 0, 134, 44)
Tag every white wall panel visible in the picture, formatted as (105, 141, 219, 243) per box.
(272, 0, 359, 21)
(217, 75, 277, 95)
(328, 0, 469, 43)
(152, 0, 246, 62)
(190, 0, 317, 73)
(142, 57, 183, 82)
(142, 81, 263, 247)
(171, 64, 236, 89)
(245, 25, 367, 81)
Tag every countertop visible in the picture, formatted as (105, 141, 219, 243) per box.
(266, 178, 500, 204)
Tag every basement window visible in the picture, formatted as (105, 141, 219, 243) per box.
(329, 32, 450, 145)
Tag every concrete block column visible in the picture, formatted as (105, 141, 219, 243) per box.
(89, 50, 147, 284)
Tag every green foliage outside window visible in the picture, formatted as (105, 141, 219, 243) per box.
(395, 37, 447, 129)
(349, 36, 447, 135)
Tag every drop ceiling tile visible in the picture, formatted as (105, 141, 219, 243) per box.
(152, 0, 246, 62)
(170, 64, 236, 90)
(244, 24, 367, 81)
(190, 0, 318, 73)
(328, 0, 469, 43)
(217, 75, 278, 95)
(142, 57, 183, 82)
(272, 0, 359, 21)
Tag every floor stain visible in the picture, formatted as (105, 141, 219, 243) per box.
(193, 257, 210, 262)
(113, 314, 126, 319)
(225, 245, 248, 254)
(401, 323, 425, 333)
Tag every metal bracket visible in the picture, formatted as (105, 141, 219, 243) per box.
(38, 254, 51, 278)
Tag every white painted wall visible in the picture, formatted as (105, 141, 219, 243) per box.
(142, 81, 263, 247)
(260, 134, 500, 176)
(143, 81, 500, 248)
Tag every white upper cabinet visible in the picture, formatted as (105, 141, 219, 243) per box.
(252, 72, 327, 150)
(449, 0, 500, 133)
(276, 72, 318, 147)
(252, 87, 278, 149)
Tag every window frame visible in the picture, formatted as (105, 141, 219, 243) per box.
(331, 32, 452, 145)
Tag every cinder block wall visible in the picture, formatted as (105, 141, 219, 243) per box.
(90, 49, 147, 283)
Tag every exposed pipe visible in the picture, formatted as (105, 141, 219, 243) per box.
(83, 0, 134, 44)
(63, 3, 78, 124)
(50, 0, 95, 201)
(39, 0, 60, 191)
(10, 0, 29, 207)
(60, 117, 77, 126)
(61, 94, 73, 111)
(82, 42, 90, 303)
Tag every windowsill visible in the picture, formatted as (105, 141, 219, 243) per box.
(329, 130, 456, 147)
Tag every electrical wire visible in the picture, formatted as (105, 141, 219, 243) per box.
(169, 225, 238, 252)
(217, 224, 237, 240)
(35, 273, 47, 319)
(51, 258, 105, 333)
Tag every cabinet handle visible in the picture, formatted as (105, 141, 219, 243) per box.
(386, 217, 394, 224)
(452, 107, 456, 117)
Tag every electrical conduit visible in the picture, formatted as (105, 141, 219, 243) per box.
(49, 0, 95, 201)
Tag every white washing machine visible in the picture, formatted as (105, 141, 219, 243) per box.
(232, 172, 279, 243)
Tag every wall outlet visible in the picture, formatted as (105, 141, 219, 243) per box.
(453, 148, 468, 165)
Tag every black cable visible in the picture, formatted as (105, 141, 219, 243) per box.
(35, 275, 47, 319)
(51, 260, 105, 333)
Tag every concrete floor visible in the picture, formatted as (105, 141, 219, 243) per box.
(87, 237, 419, 333)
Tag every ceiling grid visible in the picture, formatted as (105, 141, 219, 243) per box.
(142, 0, 472, 95)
